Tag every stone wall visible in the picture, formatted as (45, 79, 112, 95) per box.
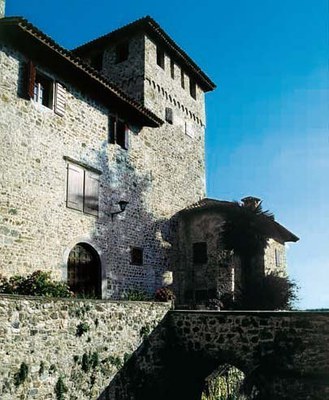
(0, 0, 5, 18)
(264, 238, 287, 276)
(0, 37, 207, 297)
(0, 294, 170, 399)
(106, 310, 329, 400)
(174, 208, 290, 306)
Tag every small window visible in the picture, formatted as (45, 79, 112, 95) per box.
(116, 42, 129, 63)
(189, 78, 196, 99)
(131, 247, 143, 266)
(193, 242, 207, 264)
(165, 107, 173, 124)
(26, 61, 66, 116)
(170, 59, 175, 79)
(66, 162, 100, 216)
(275, 249, 282, 267)
(90, 53, 103, 70)
(156, 46, 165, 69)
(181, 69, 185, 89)
(109, 116, 129, 150)
(33, 73, 53, 108)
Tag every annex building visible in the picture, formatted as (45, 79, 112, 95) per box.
(0, 5, 297, 301)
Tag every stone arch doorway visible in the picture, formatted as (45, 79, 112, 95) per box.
(67, 243, 101, 298)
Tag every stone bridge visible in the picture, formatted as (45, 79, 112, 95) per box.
(102, 311, 329, 400)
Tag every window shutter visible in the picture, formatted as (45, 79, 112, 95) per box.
(54, 82, 66, 116)
(84, 171, 100, 216)
(67, 164, 84, 211)
(123, 125, 129, 150)
(27, 61, 36, 99)
(108, 116, 116, 144)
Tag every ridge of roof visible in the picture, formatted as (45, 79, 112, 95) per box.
(73, 16, 216, 92)
(0, 17, 163, 127)
(180, 197, 299, 243)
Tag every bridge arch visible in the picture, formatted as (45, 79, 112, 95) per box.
(102, 311, 329, 400)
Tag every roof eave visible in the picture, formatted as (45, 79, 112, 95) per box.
(73, 16, 216, 93)
(0, 17, 162, 128)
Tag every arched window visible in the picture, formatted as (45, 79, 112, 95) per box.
(67, 243, 101, 298)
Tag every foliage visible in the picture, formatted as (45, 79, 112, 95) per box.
(55, 377, 67, 400)
(140, 324, 151, 339)
(233, 273, 299, 310)
(155, 287, 176, 302)
(222, 202, 273, 260)
(14, 362, 29, 387)
(39, 361, 45, 375)
(123, 289, 152, 301)
(76, 322, 90, 337)
(106, 355, 122, 369)
(201, 365, 247, 400)
(0, 271, 73, 298)
(81, 352, 100, 373)
(220, 201, 299, 310)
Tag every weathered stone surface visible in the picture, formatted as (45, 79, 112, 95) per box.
(0, 38, 206, 297)
(0, 294, 170, 400)
(105, 310, 329, 400)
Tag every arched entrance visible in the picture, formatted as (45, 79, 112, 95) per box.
(67, 243, 101, 298)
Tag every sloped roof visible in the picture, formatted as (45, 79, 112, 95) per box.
(180, 198, 299, 243)
(0, 17, 163, 127)
(73, 16, 216, 93)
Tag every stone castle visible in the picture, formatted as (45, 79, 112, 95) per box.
(0, 4, 298, 303)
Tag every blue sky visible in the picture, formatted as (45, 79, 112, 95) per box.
(5, 0, 328, 309)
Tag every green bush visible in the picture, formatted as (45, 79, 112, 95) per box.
(233, 273, 299, 310)
(14, 362, 28, 387)
(0, 271, 73, 298)
(123, 289, 152, 301)
(55, 377, 67, 400)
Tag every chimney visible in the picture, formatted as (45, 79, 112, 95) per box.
(241, 196, 261, 209)
(0, 0, 5, 18)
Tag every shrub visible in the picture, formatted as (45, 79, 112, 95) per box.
(55, 377, 67, 400)
(76, 322, 90, 337)
(14, 362, 29, 386)
(0, 271, 73, 298)
(233, 273, 299, 310)
(123, 289, 152, 301)
(155, 287, 175, 302)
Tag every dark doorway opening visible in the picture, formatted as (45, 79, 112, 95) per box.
(68, 243, 101, 298)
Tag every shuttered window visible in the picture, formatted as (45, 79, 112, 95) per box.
(66, 162, 100, 216)
(67, 164, 84, 211)
(108, 116, 129, 150)
(54, 82, 66, 116)
(26, 61, 66, 115)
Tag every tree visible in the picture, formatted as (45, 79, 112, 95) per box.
(221, 200, 274, 289)
(220, 200, 298, 310)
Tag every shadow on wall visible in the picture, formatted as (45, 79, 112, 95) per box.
(65, 137, 176, 299)
(97, 313, 248, 400)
